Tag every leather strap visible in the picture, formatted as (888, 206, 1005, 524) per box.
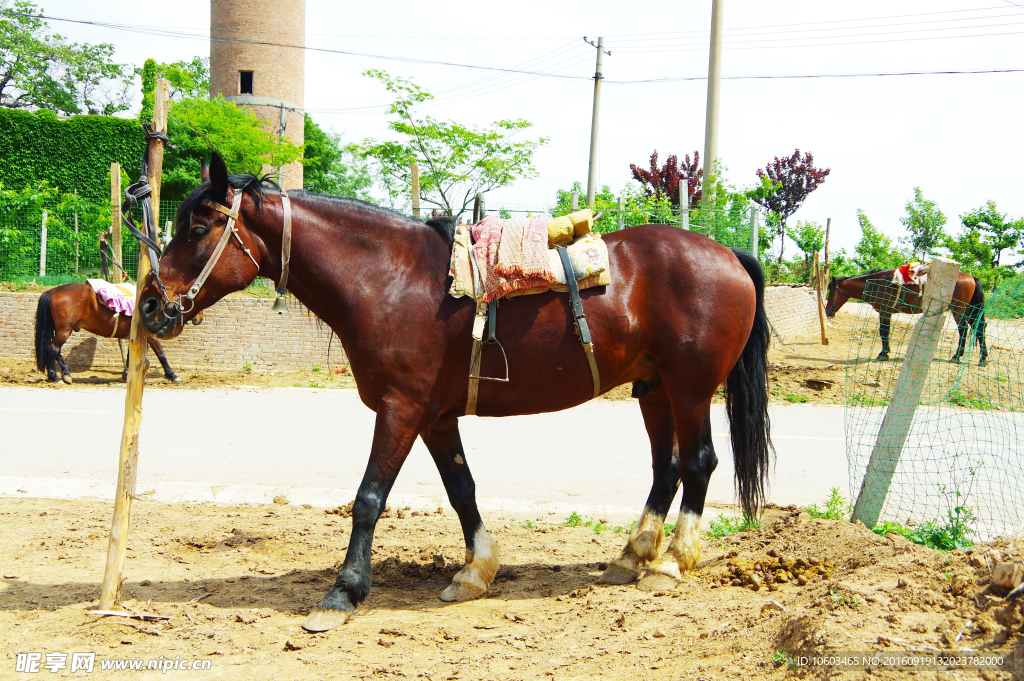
(556, 246, 601, 399)
(186, 191, 245, 301)
(278, 190, 292, 292)
(109, 311, 120, 338)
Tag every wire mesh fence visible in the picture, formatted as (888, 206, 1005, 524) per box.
(0, 191, 180, 284)
(844, 278, 1024, 543)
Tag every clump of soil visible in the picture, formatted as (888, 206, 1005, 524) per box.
(1, 498, 1019, 680)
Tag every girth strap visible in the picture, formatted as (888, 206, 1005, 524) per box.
(555, 245, 601, 399)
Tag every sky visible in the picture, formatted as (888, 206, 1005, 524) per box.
(29, 0, 1024, 256)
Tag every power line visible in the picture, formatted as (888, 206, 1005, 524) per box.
(608, 68, 1024, 85)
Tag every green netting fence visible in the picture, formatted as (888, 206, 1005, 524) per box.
(0, 191, 181, 284)
(845, 277, 1024, 543)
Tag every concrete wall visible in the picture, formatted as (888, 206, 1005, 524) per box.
(0, 292, 344, 372)
(764, 285, 821, 344)
(1, 286, 821, 374)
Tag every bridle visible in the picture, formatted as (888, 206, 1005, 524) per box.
(155, 188, 258, 319)
(154, 187, 293, 320)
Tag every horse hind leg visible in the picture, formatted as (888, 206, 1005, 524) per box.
(599, 391, 679, 585)
(49, 327, 74, 384)
(420, 420, 500, 602)
(640, 409, 717, 590)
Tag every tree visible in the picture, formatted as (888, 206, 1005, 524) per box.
(941, 201, 1023, 290)
(303, 114, 372, 199)
(0, 0, 132, 115)
(852, 209, 907, 272)
(138, 56, 210, 120)
(751, 149, 830, 266)
(358, 70, 547, 217)
(786, 220, 825, 284)
(160, 94, 303, 200)
(899, 187, 946, 259)
(629, 150, 702, 208)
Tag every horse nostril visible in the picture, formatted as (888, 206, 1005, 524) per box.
(141, 297, 159, 318)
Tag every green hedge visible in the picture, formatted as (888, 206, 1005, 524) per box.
(0, 109, 146, 197)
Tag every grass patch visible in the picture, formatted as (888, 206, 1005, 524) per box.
(946, 389, 996, 410)
(770, 650, 796, 669)
(564, 513, 675, 536)
(785, 394, 809, 403)
(829, 588, 863, 607)
(706, 514, 760, 538)
(848, 392, 889, 407)
(872, 513, 976, 552)
(804, 488, 852, 521)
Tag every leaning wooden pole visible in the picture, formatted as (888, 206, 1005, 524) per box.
(814, 252, 829, 345)
(851, 257, 961, 529)
(98, 79, 169, 612)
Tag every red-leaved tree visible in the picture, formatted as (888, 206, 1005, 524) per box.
(751, 149, 830, 266)
(630, 150, 702, 208)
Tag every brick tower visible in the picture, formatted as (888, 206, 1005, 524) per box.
(209, 0, 305, 190)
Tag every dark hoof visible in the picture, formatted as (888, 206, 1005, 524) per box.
(950, 356, 961, 364)
(166, 374, 181, 383)
(61, 374, 73, 385)
(979, 359, 988, 367)
(875, 354, 889, 362)
(302, 589, 356, 632)
(121, 372, 128, 382)
(598, 563, 641, 585)
(47, 374, 59, 383)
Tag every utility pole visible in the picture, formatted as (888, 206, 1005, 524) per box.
(411, 162, 421, 218)
(585, 36, 610, 208)
(701, 0, 725, 210)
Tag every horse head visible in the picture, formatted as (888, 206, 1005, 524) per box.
(139, 152, 269, 339)
(824, 276, 849, 318)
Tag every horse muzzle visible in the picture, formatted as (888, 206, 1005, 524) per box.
(139, 294, 184, 339)
(825, 306, 836, 319)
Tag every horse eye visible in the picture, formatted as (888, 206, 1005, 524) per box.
(189, 225, 209, 239)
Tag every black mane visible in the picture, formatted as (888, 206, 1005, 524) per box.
(175, 173, 275, 235)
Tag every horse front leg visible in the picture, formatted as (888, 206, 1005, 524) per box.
(642, 408, 717, 590)
(147, 337, 180, 382)
(421, 420, 500, 602)
(600, 391, 680, 586)
(303, 397, 422, 632)
(877, 312, 892, 361)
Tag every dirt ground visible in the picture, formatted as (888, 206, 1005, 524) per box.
(1, 498, 1020, 680)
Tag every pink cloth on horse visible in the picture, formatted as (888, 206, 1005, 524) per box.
(87, 279, 136, 316)
(470, 216, 558, 303)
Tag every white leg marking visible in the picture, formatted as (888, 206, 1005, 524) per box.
(441, 526, 499, 602)
(672, 509, 703, 571)
(629, 507, 665, 562)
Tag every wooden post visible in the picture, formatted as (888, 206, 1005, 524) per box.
(473, 193, 481, 224)
(850, 257, 962, 529)
(111, 163, 122, 282)
(410, 162, 420, 218)
(98, 78, 169, 612)
(823, 217, 831, 269)
(814, 252, 829, 345)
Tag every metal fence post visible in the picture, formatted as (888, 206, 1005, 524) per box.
(571, 191, 579, 212)
(749, 206, 758, 258)
(39, 210, 47, 276)
(616, 195, 623, 231)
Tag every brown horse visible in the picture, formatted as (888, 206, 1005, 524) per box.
(34, 282, 196, 384)
(139, 153, 773, 631)
(825, 269, 987, 364)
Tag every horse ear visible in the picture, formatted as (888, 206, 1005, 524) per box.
(200, 158, 210, 183)
(209, 152, 229, 202)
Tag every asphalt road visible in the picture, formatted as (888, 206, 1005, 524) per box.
(0, 386, 848, 522)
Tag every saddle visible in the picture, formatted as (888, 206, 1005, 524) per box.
(447, 210, 610, 414)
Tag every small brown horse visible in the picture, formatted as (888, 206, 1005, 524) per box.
(34, 283, 196, 383)
(825, 269, 987, 364)
(139, 153, 773, 631)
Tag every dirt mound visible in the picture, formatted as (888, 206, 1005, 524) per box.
(1, 497, 1020, 679)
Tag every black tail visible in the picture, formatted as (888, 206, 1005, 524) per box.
(726, 248, 775, 518)
(969, 276, 986, 339)
(34, 290, 54, 372)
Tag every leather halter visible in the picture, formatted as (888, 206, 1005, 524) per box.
(277, 190, 293, 293)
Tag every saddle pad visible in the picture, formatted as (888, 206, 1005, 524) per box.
(450, 216, 559, 303)
(87, 279, 136, 316)
(448, 227, 610, 301)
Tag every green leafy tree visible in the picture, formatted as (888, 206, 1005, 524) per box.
(138, 56, 210, 120)
(786, 220, 825, 284)
(358, 70, 547, 217)
(852, 209, 907, 272)
(303, 114, 372, 199)
(941, 201, 1023, 290)
(0, 0, 131, 115)
(161, 94, 303, 200)
(899, 187, 946, 259)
